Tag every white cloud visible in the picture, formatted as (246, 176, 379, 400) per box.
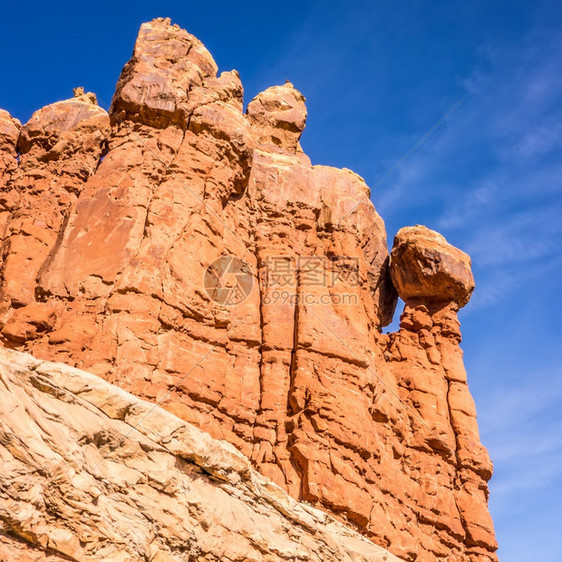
(479, 372, 562, 517)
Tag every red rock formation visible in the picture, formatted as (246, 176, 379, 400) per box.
(385, 226, 496, 560)
(0, 110, 20, 186)
(0, 18, 497, 561)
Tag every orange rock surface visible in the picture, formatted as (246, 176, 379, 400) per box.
(0, 18, 497, 561)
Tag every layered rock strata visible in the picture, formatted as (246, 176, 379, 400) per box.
(0, 18, 497, 561)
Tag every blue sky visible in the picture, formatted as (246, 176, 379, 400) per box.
(1, 1, 560, 559)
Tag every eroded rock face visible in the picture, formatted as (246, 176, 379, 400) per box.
(246, 82, 307, 152)
(0, 90, 109, 311)
(0, 110, 20, 185)
(0, 17, 497, 561)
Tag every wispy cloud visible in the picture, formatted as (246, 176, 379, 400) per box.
(478, 370, 562, 509)
(379, 23, 562, 314)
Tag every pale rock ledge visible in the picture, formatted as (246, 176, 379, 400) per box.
(0, 347, 402, 562)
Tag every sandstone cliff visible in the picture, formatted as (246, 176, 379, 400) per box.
(0, 18, 497, 561)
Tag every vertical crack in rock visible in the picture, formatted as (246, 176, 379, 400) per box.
(287, 265, 301, 417)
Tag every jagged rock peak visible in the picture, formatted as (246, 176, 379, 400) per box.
(246, 82, 307, 153)
(73, 86, 98, 105)
(0, 110, 21, 183)
(0, 109, 21, 141)
(110, 17, 219, 128)
(18, 91, 109, 155)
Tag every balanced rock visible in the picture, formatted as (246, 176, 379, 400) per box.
(390, 225, 475, 307)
